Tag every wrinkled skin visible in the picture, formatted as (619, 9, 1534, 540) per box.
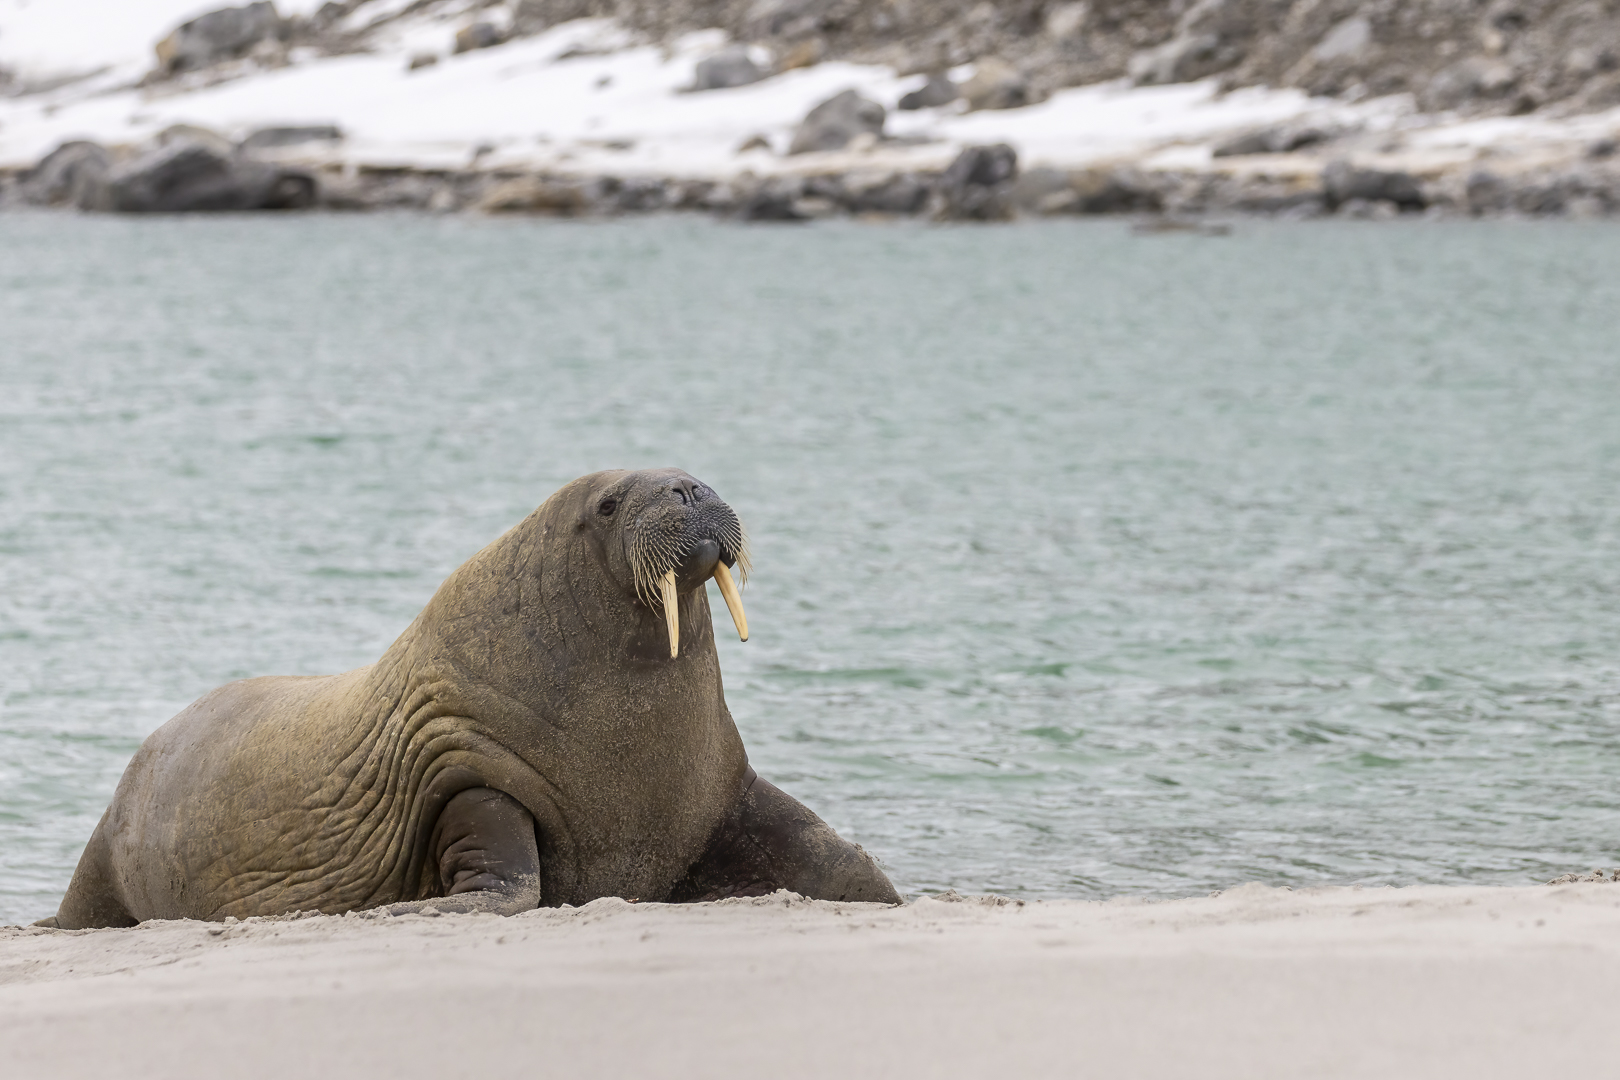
(51, 469, 899, 928)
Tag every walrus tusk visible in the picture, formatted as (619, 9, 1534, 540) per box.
(659, 570, 680, 658)
(712, 562, 748, 642)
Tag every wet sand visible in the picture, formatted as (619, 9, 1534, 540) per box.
(3, 882, 1618, 1079)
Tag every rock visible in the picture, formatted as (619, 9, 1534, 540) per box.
(746, 0, 832, 40)
(108, 139, 316, 212)
(1312, 16, 1372, 64)
(736, 134, 773, 154)
(843, 171, 930, 214)
(477, 177, 590, 214)
(961, 58, 1029, 111)
(898, 74, 958, 110)
(19, 141, 113, 209)
(689, 45, 766, 92)
(736, 178, 810, 221)
(1017, 167, 1164, 215)
(1422, 57, 1518, 112)
(1212, 123, 1335, 157)
(938, 143, 1018, 221)
(775, 38, 824, 72)
(788, 89, 886, 155)
(408, 52, 439, 71)
(1129, 32, 1222, 85)
(1321, 160, 1425, 212)
(154, 2, 285, 74)
(240, 126, 343, 152)
(1044, 2, 1089, 41)
(1590, 138, 1619, 160)
(453, 22, 507, 54)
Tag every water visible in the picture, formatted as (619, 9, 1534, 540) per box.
(2, 213, 1619, 924)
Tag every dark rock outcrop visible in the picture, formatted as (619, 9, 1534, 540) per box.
(939, 143, 1018, 220)
(1321, 160, 1425, 212)
(898, 74, 960, 110)
(107, 140, 316, 212)
(788, 88, 886, 154)
(18, 141, 114, 209)
(155, 2, 286, 73)
(453, 22, 508, 54)
(240, 126, 344, 152)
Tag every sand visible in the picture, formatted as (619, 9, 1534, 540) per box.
(4, 881, 1619, 1078)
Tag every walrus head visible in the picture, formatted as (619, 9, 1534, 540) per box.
(581, 468, 750, 658)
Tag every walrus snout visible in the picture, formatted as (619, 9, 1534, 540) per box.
(673, 539, 720, 592)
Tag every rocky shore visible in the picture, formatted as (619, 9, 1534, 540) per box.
(2, 0, 1619, 220)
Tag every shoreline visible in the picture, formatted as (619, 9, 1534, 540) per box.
(6, 881, 1620, 1077)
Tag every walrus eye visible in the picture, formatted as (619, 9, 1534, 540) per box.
(597, 498, 618, 517)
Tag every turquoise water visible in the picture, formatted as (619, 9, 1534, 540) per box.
(2, 213, 1619, 924)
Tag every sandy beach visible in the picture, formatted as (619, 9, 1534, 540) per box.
(3, 881, 1618, 1078)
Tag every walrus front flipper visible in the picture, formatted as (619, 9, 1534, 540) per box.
(672, 769, 902, 905)
(55, 811, 137, 930)
(384, 788, 542, 917)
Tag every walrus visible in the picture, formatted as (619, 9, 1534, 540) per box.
(48, 469, 900, 928)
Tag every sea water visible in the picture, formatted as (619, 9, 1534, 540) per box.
(2, 213, 1618, 924)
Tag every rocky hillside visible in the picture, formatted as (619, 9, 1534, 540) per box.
(294, 0, 1619, 118)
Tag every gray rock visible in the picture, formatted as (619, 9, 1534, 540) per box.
(1212, 123, 1335, 157)
(240, 126, 343, 152)
(736, 178, 810, 221)
(1422, 58, 1518, 112)
(844, 172, 930, 214)
(939, 143, 1018, 220)
(19, 141, 113, 209)
(453, 22, 507, 54)
(1322, 160, 1425, 212)
(961, 58, 1029, 111)
(746, 0, 832, 40)
(155, 2, 285, 73)
(1313, 16, 1372, 64)
(898, 74, 958, 110)
(788, 89, 885, 155)
(690, 45, 766, 92)
(108, 139, 316, 212)
(1129, 32, 1221, 85)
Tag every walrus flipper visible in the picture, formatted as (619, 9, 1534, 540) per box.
(384, 788, 543, 917)
(54, 810, 137, 930)
(672, 770, 902, 905)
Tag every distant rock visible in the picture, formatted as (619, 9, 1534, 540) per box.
(240, 126, 343, 152)
(938, 143, 1018, 220)
(477, 177, 590, 214)
(898, 74, 958, 110)
(1421, 57, 1519, 112)
(154, 2, 286, 74)
(961, 59, 1029, 111)
(1321, 160, 1425, 213)
(18, 141, 113, 210)
(107, 139, 316, 212)
(689, 45, 767, 92)
(746, 0, 833, 40)
(788, 89, 886, 155)
(1012, 166, 1163, 215)
(843, 171, 931, 215)
(1212, 123, 1336, 157)
(453, 22, 508, 55)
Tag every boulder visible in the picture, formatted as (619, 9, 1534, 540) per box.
(239, 126, 343, 152)
(961, 58, 1029, 111)
(898, 74, 959, 110)
(1212, 123, 1335, 157)
(844, 171, 931, 214)
(453, 22, 507, 54)
(689, 45, 766, 92)
(108, 139, 315, 212)
(154, 2, 285, 73)
(746, 0, 833, 40)
(938, 143, 1018, 220)
(20, 141, 114, 209)
(1321, 160, 1425, 212)
(1421, 57, 1519, 112)
(1013, 166, 1163, 215)
(477, 177, 591, 215)
(788, 89, 886, 155)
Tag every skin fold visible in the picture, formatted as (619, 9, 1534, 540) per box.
(50, 468, 899, 928)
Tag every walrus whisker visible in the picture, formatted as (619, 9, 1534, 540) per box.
(659, 571, 680, 658)
(712, 562, 748, 642)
